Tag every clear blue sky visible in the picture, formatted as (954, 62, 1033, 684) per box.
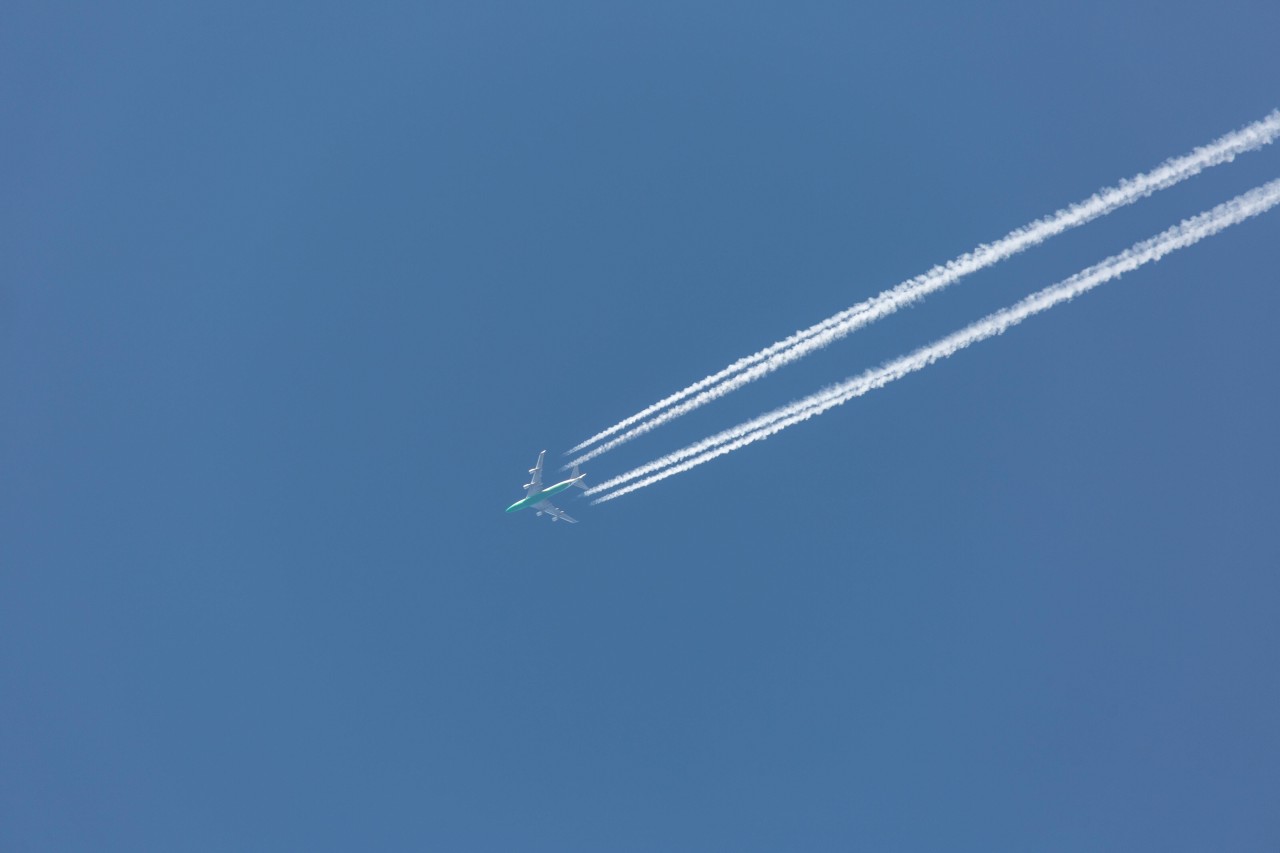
(4, 2, 1279, 850)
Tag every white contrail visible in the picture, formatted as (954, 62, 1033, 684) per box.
(567, 110, 1280, 468)
(589, 178, 1280, 504)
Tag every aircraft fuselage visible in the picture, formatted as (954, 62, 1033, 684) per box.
(505, 478, 578, 513)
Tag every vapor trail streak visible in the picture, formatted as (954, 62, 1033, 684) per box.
(589, 178, 1280, 503)
(568, 111, 1280, 468)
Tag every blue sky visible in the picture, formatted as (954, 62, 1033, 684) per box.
(3, 2, 1279, 850)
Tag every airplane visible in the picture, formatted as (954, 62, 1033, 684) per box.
(505, 450, 587, 523)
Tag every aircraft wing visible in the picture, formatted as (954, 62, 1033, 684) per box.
(534, 500, 577, 524)
(525, 450, 546, 496)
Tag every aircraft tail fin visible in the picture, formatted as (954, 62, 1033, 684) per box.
(572, 465, 588, 489)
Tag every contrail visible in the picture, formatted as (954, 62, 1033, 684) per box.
(589, 178, 1280, 504)
(567, 110, 1280, 468)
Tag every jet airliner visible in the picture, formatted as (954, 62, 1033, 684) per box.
(505, 450, 587, 523)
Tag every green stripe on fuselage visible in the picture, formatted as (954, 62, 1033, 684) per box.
(505, 478, 577, 512)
